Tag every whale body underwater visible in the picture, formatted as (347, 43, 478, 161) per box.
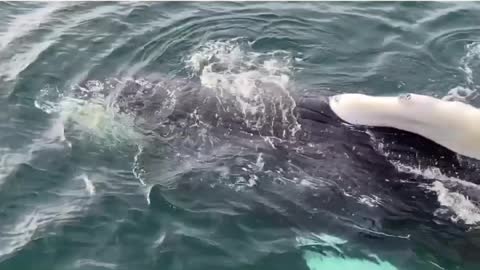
(80, 76, 480, 222)
(105, 76, 480, 182)
(78, 76, 480, 267)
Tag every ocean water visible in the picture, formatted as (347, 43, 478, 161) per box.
(1, 2, 480, 270)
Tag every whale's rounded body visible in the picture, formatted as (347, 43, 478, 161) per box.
(72, 77, 480, 266)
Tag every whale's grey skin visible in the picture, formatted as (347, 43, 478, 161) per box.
(92, 76, 480, 181)
(92, 76, 480, 268)
(98, 77, 480, 213)
(103, 77, 478, 181)
(297, 96, 474, 176)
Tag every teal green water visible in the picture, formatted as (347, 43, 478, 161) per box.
(1, 2, 480, 270)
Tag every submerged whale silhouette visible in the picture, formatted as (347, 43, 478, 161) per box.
(93, 76, 480, 268)
(103, 76, 479, 182)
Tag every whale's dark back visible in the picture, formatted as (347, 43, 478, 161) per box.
(296, 95, 480, 180)
(105, 76, 478, 184)
(98, 76, 480, 266)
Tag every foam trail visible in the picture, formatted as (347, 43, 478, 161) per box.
(132, 145, 146, 186)
(430, 181, 480, 225)
(394, 163, 480, 190)
(394, 163, 480, 225)
(460, 42, 480, 86)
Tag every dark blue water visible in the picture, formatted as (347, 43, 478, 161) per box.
(1, 2, 480, 270)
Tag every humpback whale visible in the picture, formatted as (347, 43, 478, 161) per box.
(67, 76, 480, 219)
(76, 76, 480, 268)
(102, 77, 479, 179)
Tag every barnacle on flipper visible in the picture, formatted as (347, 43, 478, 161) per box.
(398, 93, 412, 103)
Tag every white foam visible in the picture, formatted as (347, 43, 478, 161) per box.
(186, 38, 301, 138)
(80, 174, 95, 196)
(443, 42, 480, 102)
(460, 42, 480, 86)
(132, 145, 146, 186)
(255, 153, 265, 171)
(392, 163, 480, 225)
(393, 163, 480, 190)
(358, 194, 381, 208)
(442, 86, 476, 102)
(430, 181, 480, 225)
(187, 39, 293, 99)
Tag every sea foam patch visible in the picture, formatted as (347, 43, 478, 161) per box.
(185, 38, 301, 139)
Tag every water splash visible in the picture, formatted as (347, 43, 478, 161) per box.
(393, 163, 480, 225)
(460, 42, 480, 86)
(430, 181, 480, 225)
(443, 42, 480, 102)
(186, 38, 301, 139)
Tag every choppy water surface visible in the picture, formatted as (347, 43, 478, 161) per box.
(2, 2, 480, 270)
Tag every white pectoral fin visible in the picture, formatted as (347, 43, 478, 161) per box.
(328, 93, 480, 160)
(329, 93, 402, 127)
